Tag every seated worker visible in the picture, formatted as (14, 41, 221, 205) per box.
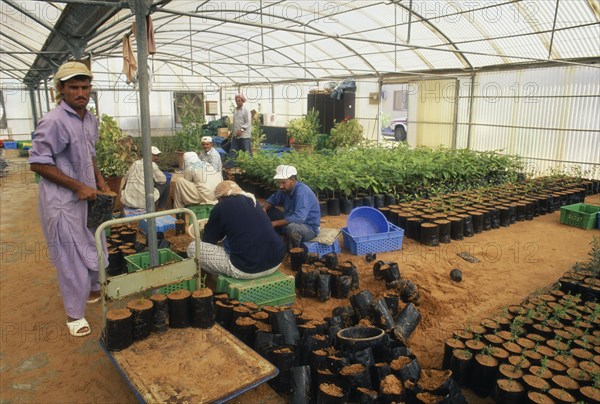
(120, 146, 169, 209)
(262, 165, 321, 249)
(173, 151, 222, 208)
(187, 180, 285, 279)
(199, 136, 222, 172)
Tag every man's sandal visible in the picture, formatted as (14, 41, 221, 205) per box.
(87, 292, 101, 304)
(66, 318, 91, 337)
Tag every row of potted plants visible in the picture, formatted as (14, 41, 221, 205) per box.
(444, 238, 600, 403)
(236, 143, 527, 202)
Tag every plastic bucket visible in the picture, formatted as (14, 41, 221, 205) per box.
(187, 218, 208, 239)
(337, 326, 385, 352)
(346, 206, 389, 237)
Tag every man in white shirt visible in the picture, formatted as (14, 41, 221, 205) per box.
(120, 146, 169, 209)
(199, 136, 222, 172)
(173, 151, 223, 208)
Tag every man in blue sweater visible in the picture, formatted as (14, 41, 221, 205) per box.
(263, 165, 321, 250)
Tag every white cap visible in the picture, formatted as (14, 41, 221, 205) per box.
(151, 146, 162, 155)
(201, 136, 212, 143)
(55, 61, 93, 82)
(273, 165, 297, 180)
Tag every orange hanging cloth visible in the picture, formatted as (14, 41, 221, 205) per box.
(147, 15, 156, 55)
(122, 34, 137, 84)
(131, 15, 156, 55)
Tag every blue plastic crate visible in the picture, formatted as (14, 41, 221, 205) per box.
(303, 239, 340, 257)
(122, 206, 146, 217)
(3, 141, 17, 149)
(341, 222, 404, 255)
(139, 215, 177, 234)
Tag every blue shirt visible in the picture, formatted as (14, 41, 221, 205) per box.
(266, 181, 321, 234)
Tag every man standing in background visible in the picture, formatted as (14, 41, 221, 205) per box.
(230, 94, 252, 156)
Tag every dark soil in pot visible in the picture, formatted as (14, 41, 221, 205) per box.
(527, 391, 554, 404)
(379, 374, 405, 403)
(495, 378, 525, 404)
(470, 354, 499, 397)
(126, 298, 153, 341)
(190, 288, 215, 328)
(522, 374, 551, 393)
(104, 308, 133, 351)
(150, 293, 168, 333)
(442, 338, 465, 369)
(167, 289, 191, 328)
(317, 382, 348, 403)
(508, 354, 531, 371)
(547, 387, 577, 403)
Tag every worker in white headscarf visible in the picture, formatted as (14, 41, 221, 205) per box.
(173, 151, 222, 208)
(199, 136, 222, 172)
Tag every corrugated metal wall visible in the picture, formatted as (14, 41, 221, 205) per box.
(458, 66, 600, 179)
(399, 66, 599, 179)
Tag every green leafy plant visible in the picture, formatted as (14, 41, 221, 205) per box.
(251, 110, 266, 149)
(328, 117, 364, 149)
(287, 108, 320, 146)
(95, 113, 131, 177)
(176, 94, 205, 151)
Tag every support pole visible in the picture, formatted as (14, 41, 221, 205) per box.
(130, 0, 158, 267)
(29, 88, 38, 129)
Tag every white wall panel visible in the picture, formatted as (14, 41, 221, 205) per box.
(464, 66, 600, 178)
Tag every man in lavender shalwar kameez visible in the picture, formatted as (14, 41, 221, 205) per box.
(29, 61, 109, 337)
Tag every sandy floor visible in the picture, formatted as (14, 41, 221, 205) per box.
(1, 149, 598, 403)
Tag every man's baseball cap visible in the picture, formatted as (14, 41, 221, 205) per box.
(273, 165, 297, 180)
(55, 61, 93, 82)
(151, 146, 162, 155)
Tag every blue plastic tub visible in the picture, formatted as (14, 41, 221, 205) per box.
(346, 206, 389, 237)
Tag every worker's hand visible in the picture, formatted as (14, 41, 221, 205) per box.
(236, 129, 242, 137)
(97, 179, 110, 193)
(74, 184, 98, 201)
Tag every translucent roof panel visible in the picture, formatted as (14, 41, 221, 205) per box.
(1, 0, 598, 89)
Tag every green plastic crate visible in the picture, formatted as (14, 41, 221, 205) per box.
(159, 279, 196, 294)
(186, 204, 214, 221)
(559, 203, 600, 230)
(125, 248, 183, 273)
(215, 270, 295, 307)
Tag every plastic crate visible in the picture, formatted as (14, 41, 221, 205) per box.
(122, 206, 146, 217)
(303, 239, 341, 258)
(159, 279, 196, 294)
(186, 204, 214, 220)
(215, 270, 295, 307)
(3, 141, 17, 149)
(559, 203, 600, 230)
(341, 222, 405, 255)
(139, 215, 176, 234)
(125, 248, 183, 273)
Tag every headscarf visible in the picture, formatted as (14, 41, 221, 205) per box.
(235, 94, 246, 102)
(214, 180, 256, 206)
(183, 151, 201, 169)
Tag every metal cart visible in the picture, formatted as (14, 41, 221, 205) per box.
(94, 208, 278, 403)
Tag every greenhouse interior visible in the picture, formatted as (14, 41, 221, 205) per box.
(1, 1, 599, 403)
